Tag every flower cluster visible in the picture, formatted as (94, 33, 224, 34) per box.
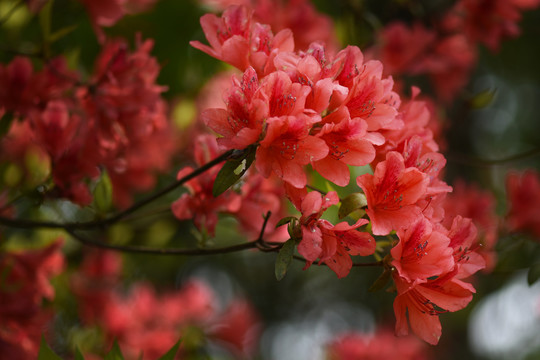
(171, 134, 289, 240)
(71, 251, 260, 358)
(443, 180, 500, 271)
(0, 240, 64, 360)
(0, 37, 175, 208)
(505, 170, 540, 240)
(326, 328, 430, 360)
(199, 0, 339, 52)
(185, 4, 488, 344)
(369, 0, 540, 101)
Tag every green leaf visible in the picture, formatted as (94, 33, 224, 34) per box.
(39, 0, 52, 38)
(369, 268, 392, 292)
(74, 348, 85, 360)
(286, 218, 301, 241)
(527, 263, 540, 286)
(38, 336, 63, 360)
(275, 238, 295, 281)
(338, 193, 368, 219)
(39, 0, 53, 57)
(94, 170, 113, 213)
(275, 216, 297, 228)
(212, 146, 256, 197)
(469, 89, 496, 109)
(49, 24, 78, 43)
(157, 339, 182, 360)
(0, 111, 14, 137)
(104, 341, 124, 360)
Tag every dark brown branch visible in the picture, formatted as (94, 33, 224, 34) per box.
(255, 211, 273, 250)
(0, 149, 235, 231)
(66, 210, 280, 256)
(67, 229, 262, 256)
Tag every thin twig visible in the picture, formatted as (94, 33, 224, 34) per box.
(255, 211, 273, 250)
(66, 209, 281, 256)
(292, 254, 383, 267)
(67, 229, 260, 256)
(0, 149, 235, 231)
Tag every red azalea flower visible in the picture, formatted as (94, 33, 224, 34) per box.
(0, 240, 64, 360)
(256, 114, 327, 188)
(327, 328, 430, 360)
(357, 151, 428, 235)
(375, 21, 437, 76)
(233, 172, 289, 242)
(505, 170, 540, 240)
(443, 180, 499, 270)
(392, 273, 475, 345)
(190, 5, 294, 73)
(255, 70, 311, 118)
(443, 216, 486, 279)
(209, 299, 261, 357)
(293, 190, 375, 278)
(172, 135, 241, 236)
(391, 218, 454, 283)
(202, 67, 267, 150)
(313, 118, 376, 186)
(190, 5, 253, 70)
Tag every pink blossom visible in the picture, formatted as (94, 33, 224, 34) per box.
(506, 170, 540, 240)
(0, 240, 64, 360)
(256, 114, 327, 188)
(357, 151, 428, 235)
(293, 190, 375, 278)
(327, 328, 430, 360)
(172, 135, 242, 236)
(392, 273, 475, 345)
(391, 218, 454, 283)
(443, 180, 499, 271)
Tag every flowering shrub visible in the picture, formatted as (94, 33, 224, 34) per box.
(0, 0, 539, 358)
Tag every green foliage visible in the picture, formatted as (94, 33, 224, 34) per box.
(38, 336, 63, 360)
(157, 339, 182, 360)
(369, 268, 392, 292)
(275, 238, 296, 281)
(527, 262, 540, 285)
(212, 146, 256, 197)
(275, 216, 298, 228)
(94, 170, 114, 213)
(74, 348, 85, 360)
(338, 192, 368, 219)
(104, 341, 124, 360)
(0, 111, 14, 137)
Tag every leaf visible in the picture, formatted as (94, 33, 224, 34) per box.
(49, 24, 78, 43)
(104, 341, 124, 360)
(38, 336, 63, 360)
(39, 0, 54, 57)
(212, 146, 256, 197)
(94, 170, 113, 213)
(275, 238, 295, 281)
(469, 89, 496, 109)
(527, 263, 540, 286)
(74, 348, 85, 360)
(157, 339, 182, 360)
(275, 216, 297, 228)
(369, 268, 392, 292)
(338, 193, 368, 219)
(39, 0, 53, 40)
(0, 111, 14, 137)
